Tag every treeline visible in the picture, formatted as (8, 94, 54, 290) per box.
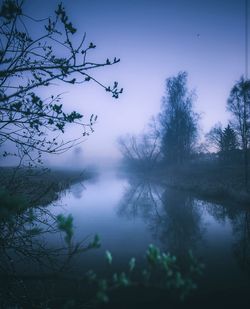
(118, 72, 250, 201)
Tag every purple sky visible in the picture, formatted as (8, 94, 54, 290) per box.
(22, 0, 248, 166)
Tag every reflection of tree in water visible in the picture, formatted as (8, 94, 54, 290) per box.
(118, 176, 204, 259)
(204, 201, 241, 224)
(156, 189, 203, 258)
(231, 211, 250, 275)
(70, 182, 86, 199)
(203, 200, 250, 277)
(117, 176, 163, 224)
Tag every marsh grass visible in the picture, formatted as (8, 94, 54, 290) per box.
(0, 167, 92, 218)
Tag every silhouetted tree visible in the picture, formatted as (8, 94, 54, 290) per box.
(205, 123, 223, 152)
(0, 0, 122, 162)
(219, 125, 238, 162)
(159, 72, 198, 165)
(206, 124, 238, 163)
(227, 77, 250, 187)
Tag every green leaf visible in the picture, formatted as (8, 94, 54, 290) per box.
(88, 234, 101, 248)
(96, 291, 109, 303)
(105, 250, 112, 265)
(86, 270, 97, 282)
(129, 257, 136, 272)
(56, 214, 74, 245)
(118, 272, 130, 287)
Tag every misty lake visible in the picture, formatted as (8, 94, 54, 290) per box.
(1, 168, 250, 308)
(44, 168, 250, 307)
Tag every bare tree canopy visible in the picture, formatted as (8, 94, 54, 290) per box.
(118, 119, 161, 171)
(118, 133, 160, 169)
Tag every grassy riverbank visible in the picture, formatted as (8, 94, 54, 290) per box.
(154, 162, 250, 206)
(0, 167, 93, 217)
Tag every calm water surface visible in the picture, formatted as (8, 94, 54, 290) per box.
(48, 169, 250, 300)
(2, 168, 250, 307)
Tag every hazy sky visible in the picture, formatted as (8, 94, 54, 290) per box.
(23, 0, 248, 165)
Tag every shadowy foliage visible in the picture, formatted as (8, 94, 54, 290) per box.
(0, 204, 101, 308)
(87, 244, 204, 306)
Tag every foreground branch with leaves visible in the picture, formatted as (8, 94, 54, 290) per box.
(86, 244, 204, 307)
(0, 0, 122, 162)
(0, 203, 204, 308)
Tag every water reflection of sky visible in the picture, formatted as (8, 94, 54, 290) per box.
(49, 173, 155, 263)
(46, 171, 250, 299)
